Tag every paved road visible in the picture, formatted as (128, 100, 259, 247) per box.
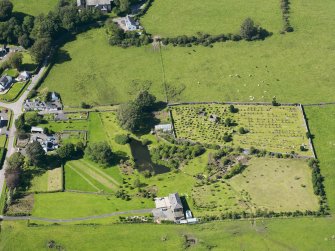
(0, 64, 47, 198)
(0, 208, 153, 222)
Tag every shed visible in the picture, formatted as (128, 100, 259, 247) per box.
(31, 127, 44, 133)
(154, 124, 173, 133)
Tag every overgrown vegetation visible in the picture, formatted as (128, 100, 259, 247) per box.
(151, 143, 205, 169)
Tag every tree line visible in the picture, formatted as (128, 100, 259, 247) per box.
(106, 17, 271, 48)
(280, 0, 293, 33)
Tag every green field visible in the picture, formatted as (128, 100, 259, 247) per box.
(65, 159, 119, 193)
(31, 192, 153, 219)
(12, 0, 58, 16)
(305, 106, 335, 213)
(1, 217, 335, 250)
(41, 0, 335, 106)
(141, 0, 282, 36)
(28, 168, 63, 193)
(171, 104, 311, 156)
(230, 158, 319, 212)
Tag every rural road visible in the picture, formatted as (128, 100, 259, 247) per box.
(0, 63, 47, 198)
(0, 208, 153, 222)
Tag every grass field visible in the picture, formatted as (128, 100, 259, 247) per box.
(171, 104, 311, 156)
(31, 192, 153, 219)
(230, 158, 319, 212)
(305, 106, 335, 213)
(1, 217, 335, 250)
(12, 0, 58, 16)
(28, 168, 63, 193)
(141, 0, 282, 36)
(65, 159, 119, 193)
(40, 0, 335, 106)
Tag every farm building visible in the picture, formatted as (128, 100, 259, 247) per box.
(154, 124, 173, 133)
(77, 0, 113, 12)
(0, 75, 12, 92)
(31, 127, 44, 134)
(152, 193, 185, 223)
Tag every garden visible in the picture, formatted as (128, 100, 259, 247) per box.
(171, 104, 312, 156)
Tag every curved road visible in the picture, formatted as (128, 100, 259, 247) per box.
(0, 208, 153, 222)
(0, 64, 47, 198)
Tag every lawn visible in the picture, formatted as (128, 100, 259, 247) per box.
(28, 168, 63, 193)
(0, 81, 28, 102)
(171, 104, 312, 156)
(65, 159, 119, 193)
(1, 217, 335, 250)
(40, 0, 335, 106)
(38, 119, 89, 132)
(229, 158, 319, 212)
(12, 0, 58, 16)
(141, 0, 282, 36)
(31, 192, 154, 219)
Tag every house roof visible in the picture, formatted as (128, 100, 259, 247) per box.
(86, 0, 112, 5)
(31, 126, 44, 133)
(169, 193, 183, 210)
(155, 124, 172, 131)
(19, 71, 30, 78)
(0, 75, 12, 87)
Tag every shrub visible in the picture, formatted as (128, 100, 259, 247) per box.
(238, 127, 247, 134)
(114, 134, 130, 145)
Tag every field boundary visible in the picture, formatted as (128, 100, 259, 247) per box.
(300, 105, 317, 159)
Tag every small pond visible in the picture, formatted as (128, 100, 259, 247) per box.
(129, 139, 170, 175)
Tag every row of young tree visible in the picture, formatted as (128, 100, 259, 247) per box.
(0, 0, 103, 64)
(280, 0, 293, 33)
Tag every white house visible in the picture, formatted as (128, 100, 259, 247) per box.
(0, 75, 12, 92)
(125, 15, 138, 31)
(16, 71, 30, 82)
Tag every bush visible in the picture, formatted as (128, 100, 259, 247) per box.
(238, 127, 247, 134)
(114, 134, 130, 145)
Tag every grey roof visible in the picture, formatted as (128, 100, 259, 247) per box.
(86, 0, 112, 5)
(0, 75, 12, 88)
(169, 193, 183, 210)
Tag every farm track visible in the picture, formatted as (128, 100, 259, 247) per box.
(0, 208, 154, 222)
